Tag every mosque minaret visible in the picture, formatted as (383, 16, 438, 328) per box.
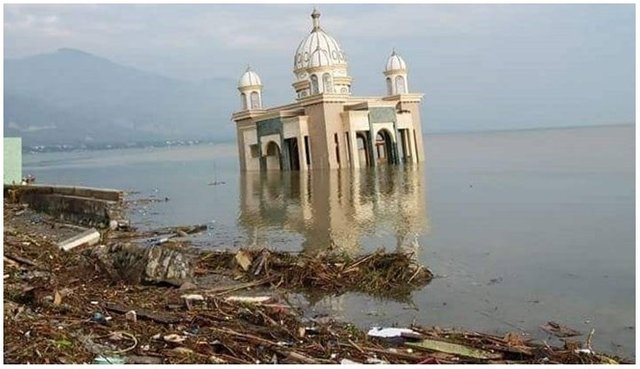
(232, 9, 425, 171)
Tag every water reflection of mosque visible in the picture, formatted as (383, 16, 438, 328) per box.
(238, 165, 429, 256)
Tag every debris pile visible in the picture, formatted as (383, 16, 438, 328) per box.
(197, 248, 432, 300)
(3, 201, 630, 364)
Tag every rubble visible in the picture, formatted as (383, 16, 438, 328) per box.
(81, 242, 194, 286)
(3, 200, 630, 364)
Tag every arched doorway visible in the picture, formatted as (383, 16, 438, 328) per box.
(375, 129, 393, 165)
(356, 132, 370, 167)
(265, 141, 281, 170)
(284, 138, 300, 171)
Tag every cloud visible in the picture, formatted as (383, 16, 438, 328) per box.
(4, 7, 70, 37)
(3, 4, 634, 131)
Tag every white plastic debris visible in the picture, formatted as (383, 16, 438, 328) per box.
(367, 327, 420, 338)
(340, 358, 361, 364)
(163, 334, 187, 343)
(180, 294, 205, 301)
(574, 348, 594, 355)
(225, 296, 272, 304)
(366, 357, 388, 364)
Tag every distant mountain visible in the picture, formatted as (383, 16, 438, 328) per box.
(4, 48, 238, 146)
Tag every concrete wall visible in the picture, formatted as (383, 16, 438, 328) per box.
(236, 119, 253, 172)
(4, 184, 125, 228)
(304, 103, 330, 170)
(242, 127, 260, 171)
(321, 102, 349, 169)
(4, 137, 22, 185)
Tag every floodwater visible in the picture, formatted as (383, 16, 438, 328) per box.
(23, 124, 635, 358)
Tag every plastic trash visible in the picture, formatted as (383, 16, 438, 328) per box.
(340, 358, 361, 364)
(163, 334, 187, 343)
(93, 355, 125, 364)
(90, 312, 108, 325)
(367, 327, 420, 338)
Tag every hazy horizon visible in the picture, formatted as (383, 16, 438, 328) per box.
(4, 4, 635, 141)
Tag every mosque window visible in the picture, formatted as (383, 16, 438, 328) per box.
(395, 75, 406, 94)
(386, 77, 392, 95)
(250, 92, 260, 109)
(241, 93, 247, 110)
(322, 73, 333, 93)
(310, 75, 319, 94)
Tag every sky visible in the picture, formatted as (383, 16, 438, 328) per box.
(4, 3, 636, 133)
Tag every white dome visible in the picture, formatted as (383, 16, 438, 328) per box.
(293, 9, 347, 72)
(385, 50, 407, 72)
(238, 66, 262, 88)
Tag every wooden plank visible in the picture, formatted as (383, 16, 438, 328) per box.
(4, 253, 37, 267)
(406, 338, 503, 360)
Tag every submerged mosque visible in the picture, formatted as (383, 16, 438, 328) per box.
(232, 9, 425, 171)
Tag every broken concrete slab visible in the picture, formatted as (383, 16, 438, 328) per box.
(57, 229, 101, 251)
(82, 243, 194, 286)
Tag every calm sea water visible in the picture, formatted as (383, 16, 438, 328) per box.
(23, 124, 635, 357)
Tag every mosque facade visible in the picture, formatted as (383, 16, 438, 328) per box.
(231, 9, 425, 171)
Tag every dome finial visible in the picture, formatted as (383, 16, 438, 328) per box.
(246, 64, 252, 72)
(391, 48, 397, 56)
(311, 7, 321, 31)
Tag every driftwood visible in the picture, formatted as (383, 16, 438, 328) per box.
(4, 253, 37, 267)
(197, 248, 433, 300)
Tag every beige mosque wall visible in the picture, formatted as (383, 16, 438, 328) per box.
(303, 102, 330, 169)
(396, 112, 414, 129)
(235, 120, 250, 171)
(241, 127, 260, 171)
(321, 102, 350, 169)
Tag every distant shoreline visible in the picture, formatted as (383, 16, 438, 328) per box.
(22, 122, 633, 155)
(424, 122, 634, 136)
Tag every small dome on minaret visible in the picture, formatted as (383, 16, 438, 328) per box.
(385, 49, 407, 73)
(384, 49, 409, 95)
(238, 65, 262, 88)
(237, 65, 263, 110)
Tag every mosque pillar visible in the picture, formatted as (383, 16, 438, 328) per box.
(348, 130, 360, 168)
(298, 134, 308, 171)
(406, 129, 416, 163)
